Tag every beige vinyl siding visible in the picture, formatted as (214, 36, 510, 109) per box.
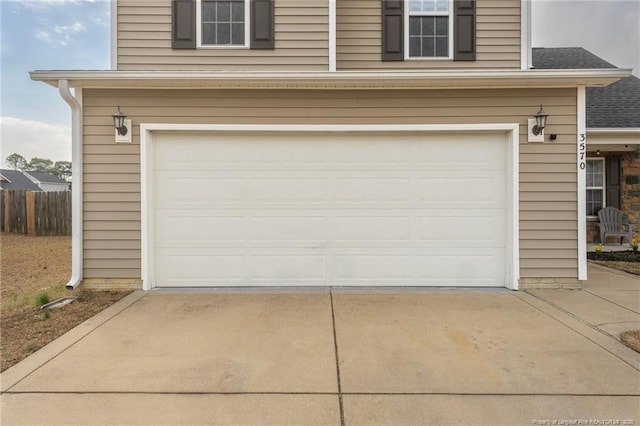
(117, 0, 329, 71)
(82, 88, 577, 281)
(337, 0, 521, 70)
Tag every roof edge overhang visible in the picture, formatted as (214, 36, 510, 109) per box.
(587, 127, 640, 135)
(587, 127, 640, 146)
(30, 69, 632, 90)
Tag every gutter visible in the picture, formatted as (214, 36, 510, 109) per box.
(58, 80, 83, 290)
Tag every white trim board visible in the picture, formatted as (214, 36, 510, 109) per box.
(110, 0, 117, 70)
(577, 86, 587, 281)
(328, 0, 336, 72)
(520, 0, 531, 70)
(140, 123, 520, 291)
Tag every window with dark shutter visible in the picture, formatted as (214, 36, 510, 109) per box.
(381, 0, 476, 61)
(172, 0, 274, 50)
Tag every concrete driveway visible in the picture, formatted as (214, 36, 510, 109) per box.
(2, 265, 639, 425)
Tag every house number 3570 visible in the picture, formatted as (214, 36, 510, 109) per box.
(578, 133, 586, 170)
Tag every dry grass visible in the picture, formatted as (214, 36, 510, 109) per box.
(589, 260, 640, 276)
(1, 233, 131, 372)
(620, 330, 640, 353)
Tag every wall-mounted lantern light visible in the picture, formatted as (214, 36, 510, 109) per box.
(527, 105, 549, 143)
(112, 106, 128, 136)
(531, 105, 549, 136)
(112, 106, 132, 143)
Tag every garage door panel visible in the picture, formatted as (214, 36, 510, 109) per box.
(415, 211, 505, 245)
(251, 179, 327, 202)
(329, 138, 412, 164)
(333, 217, 410, 241)
(334, 178, 411, 202)
(248, 255, 326, 280)
(156, 177, 244, 207)
(333, 255, 411, 279)
(410, 134, 506, 168)
(250, 216, 327, 241)
(156, 252, 244, 284)
(155, 215, 244, 245)
(415, 250, 505, 281)
(416, 174, 505, 205)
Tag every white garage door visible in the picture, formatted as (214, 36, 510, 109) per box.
(150, 131, 509, 287)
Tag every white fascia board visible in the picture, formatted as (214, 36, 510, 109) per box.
(111, 0, 117, 70)
(587, 128, 640, 136)
(520, 0, 531, 70)
(328, 0, 336, 72)
(30, 69, 632, 90)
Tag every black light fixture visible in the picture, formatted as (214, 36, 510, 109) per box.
(532, 105, 548, 136)
(112, 106, 128, 136)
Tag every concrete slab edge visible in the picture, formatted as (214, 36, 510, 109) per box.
(0, 291, 147, 393)
(512, 292, 640, 371)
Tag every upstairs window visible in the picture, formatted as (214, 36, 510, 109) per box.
(382, 0, 475, 62)
(197, 0, 249, 47)
(407, 0, 452, 58)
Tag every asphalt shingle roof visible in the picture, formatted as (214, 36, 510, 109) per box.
(532, 47, 640, 128)
(24, 170, 67, 184)
(0, 169, 42, 191)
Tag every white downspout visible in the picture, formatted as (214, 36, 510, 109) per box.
(58, 80, 83, 290)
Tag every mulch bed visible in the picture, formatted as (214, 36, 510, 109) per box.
(587, 250, 640, 262)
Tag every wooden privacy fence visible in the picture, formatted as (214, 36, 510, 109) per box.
(2, 190, 71, 236)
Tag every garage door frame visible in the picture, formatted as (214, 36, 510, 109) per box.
(140, 124, 520, 290)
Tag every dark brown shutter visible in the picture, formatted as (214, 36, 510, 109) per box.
(172, 0, 196, 49)
(251, 0, 274, 49)
(453, 0, 476, 61)
(381, 0, 404, 61)
(606, 156, 622, 210)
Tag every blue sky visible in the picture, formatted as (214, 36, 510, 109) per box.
(1, 0, 639, 166)
(1, 0, 110, 165)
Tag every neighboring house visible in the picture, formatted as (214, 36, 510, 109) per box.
(0, 169, 42, 191)
(532, 47, 640, 243)
(31, 0, 631, 291)
(23, 171, 70, 192)
(0, 169, 69, 192)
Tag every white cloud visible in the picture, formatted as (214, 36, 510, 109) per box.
(36, 21, 87, 46)
(0, 117, 71, 166)
(18, 0, 97, 11)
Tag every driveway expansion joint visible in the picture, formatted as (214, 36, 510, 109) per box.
(583, 289, 640, 315)
(329, 287, 346, 426)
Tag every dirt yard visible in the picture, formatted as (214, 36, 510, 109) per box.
(1, 233, 131, 372)
(589, 260, 640, 276)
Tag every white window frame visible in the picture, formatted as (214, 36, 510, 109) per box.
(404, 0, 454, 60)
(586, 158, 606, 218)
(196, 0, 250, 49)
